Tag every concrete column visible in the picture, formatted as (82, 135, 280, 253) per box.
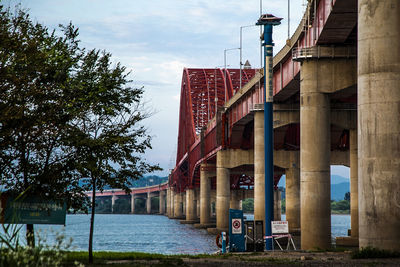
(131, 194, 136, 214)
(358, 0, 400, 251)
(230, 190, 241, 210)
(170, 190, 175, 218)
(300, 60, 331, 250)
(349, 129, 358, 239)
(286, 153, 300, 231)
(216, 151, 230, 232)
(111, 195, 116, 213)
(186, 189, 196, 221)
(195, 189, 200, 219)
(173, 191, 182, 218)
(146, 192, 151, 214)
(159, 190, 166, 214)
(274, 189, 281, 221)
(200, 164, 212, 224)
(254, 111, 265, 233)
(166, 188, 171, 216)
(182, 192, 186, 216)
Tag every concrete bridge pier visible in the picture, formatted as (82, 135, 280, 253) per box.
(166, 188, 171, 216)
(173, 191, 184, 219)
(285, 152, 300, 232)
(209, 151, 230, 234)
(349, 129, 358, 240)
(130, 194, 136, 214)
(230, 189, 242, 210)
(169, 189, 175, 218)
(195, 188, 200, 219)
(254, 110, 265, 234)
(300, 59, 331, 250)
(146, 192, 152, 214)
(358, 0, 400, 251)
(185, 188, 197, 223)
(159, 190, 166, 214)
(195, 163, 215, 228)
(111, 195, 117, 213)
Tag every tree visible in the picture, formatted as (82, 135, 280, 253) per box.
(67, 49, 161, 263)
(344, 191, 350, 201)
(0, 6, 86, 246)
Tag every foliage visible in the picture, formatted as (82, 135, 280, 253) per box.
(242, 198, 254, 213)
(0, 5, 87, 212)
(281, 198, 286, 214)
(351, 247, 400, 259)
(0, 224, 81, 267)
(344, 191, 350, 201)
(331, 200, 350, 213)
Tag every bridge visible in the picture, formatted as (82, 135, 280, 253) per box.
(85, 182, 168, 214)
(166, 0, 400, 251)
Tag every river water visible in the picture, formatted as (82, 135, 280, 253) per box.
(26, 214, 350, 254)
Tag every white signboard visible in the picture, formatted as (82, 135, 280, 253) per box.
(271, 221, 289, 234)
(231, 218, 242, 234)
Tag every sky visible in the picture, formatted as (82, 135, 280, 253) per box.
(5, 0, 349, 179)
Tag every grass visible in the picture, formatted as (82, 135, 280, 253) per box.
(351, 247, 400, 259)
(64, 251, 185, 266)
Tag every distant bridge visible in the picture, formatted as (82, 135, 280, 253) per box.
(85, 182, 168, 214)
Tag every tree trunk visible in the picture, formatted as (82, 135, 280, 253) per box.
(26, 224, 35, 247)
(88, 180, 96, 264)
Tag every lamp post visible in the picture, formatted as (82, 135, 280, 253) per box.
(256, 13, 282, 251)
(240, 25, 255, 91)
(224, 48, 240, 102)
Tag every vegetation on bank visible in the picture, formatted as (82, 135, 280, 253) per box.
(0, 5, 160, 264)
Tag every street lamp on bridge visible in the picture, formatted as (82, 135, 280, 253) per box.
(223, 47, 240, 102)
(256, 13, 282, 251)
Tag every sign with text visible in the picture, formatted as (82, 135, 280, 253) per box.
(0, 195, 66, 225)
(271, 221, 289, 234)
(232, 218, 242, 234)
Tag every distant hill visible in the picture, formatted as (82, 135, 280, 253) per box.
(331, 182, 350, 201)
(80, 175, 168, 190)
(278, 174, 350, 201)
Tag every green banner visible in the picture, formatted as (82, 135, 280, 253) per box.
(0, 195, 66, 225)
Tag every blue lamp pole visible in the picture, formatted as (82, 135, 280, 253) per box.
(256, 13, 282, 251)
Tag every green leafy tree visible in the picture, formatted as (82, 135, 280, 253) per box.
(0, 6, 85, 246)
(344, 191, 350, 201)
(68, 49, 161, 263)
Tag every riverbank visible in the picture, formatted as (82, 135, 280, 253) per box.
(64, 250, 400, 266)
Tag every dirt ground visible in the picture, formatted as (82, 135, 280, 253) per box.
(181, 251, 400, 267)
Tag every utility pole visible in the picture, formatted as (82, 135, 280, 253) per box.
(256, 13, 282, 251)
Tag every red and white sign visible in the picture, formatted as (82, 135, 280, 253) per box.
(232, 218, 242, 234)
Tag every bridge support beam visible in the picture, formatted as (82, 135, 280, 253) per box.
(300, 59, 331, 250)
(111, 195, 117, 214)
(285, 152, 300, 232)
(358, 0, 400, 251)
(159, 190, 166, 214)
(146, 192, 151, 214)
(131, 194, 136, 214)
(215, 151, 230, 233)
(254, 110, 265, 234)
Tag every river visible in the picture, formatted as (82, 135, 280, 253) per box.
(23, 214, 350, 254)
